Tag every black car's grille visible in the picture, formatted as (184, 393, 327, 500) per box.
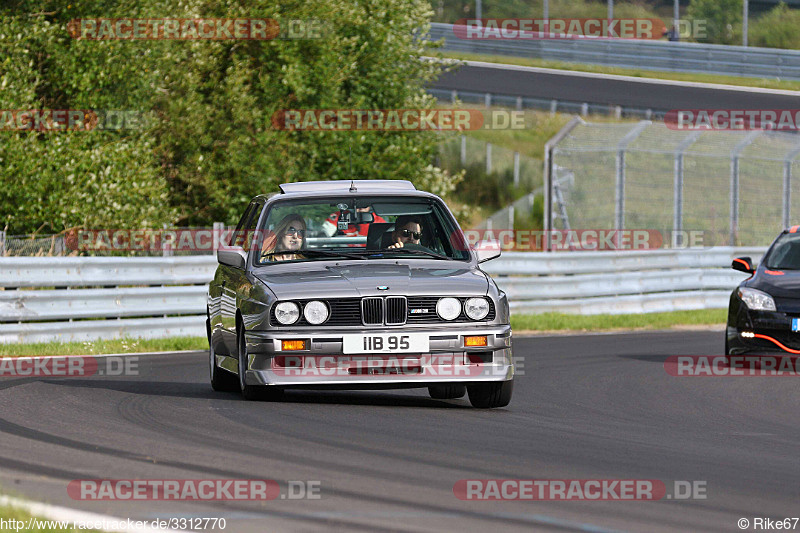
(269, 296, 494, 327)
(361, 297, 383, 326)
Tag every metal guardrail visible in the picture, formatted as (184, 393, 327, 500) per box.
(430, 23, 800, 80)
(0, 248, 765, 342)
(0, 256, 217, 344)
(484, 247, 767, 315)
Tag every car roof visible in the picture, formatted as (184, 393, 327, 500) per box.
(279, 180, 416, 195)
(252, 180, 439, 203)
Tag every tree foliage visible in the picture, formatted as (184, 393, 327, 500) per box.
(687, 0, 742, 45)
(0, 0, 457, 232)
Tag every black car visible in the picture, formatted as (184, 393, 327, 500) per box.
(726, 227, 800, 359)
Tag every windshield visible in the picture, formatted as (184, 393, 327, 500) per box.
(765, 233, 800, 270)
(253, 195, 471, 265)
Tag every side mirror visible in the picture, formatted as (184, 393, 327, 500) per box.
(732, 256, 754, 274)
(475, 241, 502, 263)
(218, 246, 247, 269)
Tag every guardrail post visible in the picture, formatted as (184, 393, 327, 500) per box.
(513, 151, 520, 187)
(516, 96, 523, 111)
(783, 144, 800, 229)
(451, 90, 457, 103)
(674, 131, 702, 244)
(484, 93, 491, 108)
(615, 121, 651, 232)
(581, 103, 588, 116)
(550, 100, 557, 116)
(543, 116, 585, 251)
(730, 132, 760, 246)
(460, 135, 466, 166)
(0, 230, 5, 257)
(486, 142, 492, 174)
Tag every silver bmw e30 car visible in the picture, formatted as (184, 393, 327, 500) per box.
(206, 180, 513, 408)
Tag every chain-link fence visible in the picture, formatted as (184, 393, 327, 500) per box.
(547, 120, 800, 247)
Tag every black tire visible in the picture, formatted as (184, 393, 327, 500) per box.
(237, 325, 283, 401)
(209, 319, 238, 392)
(724, 333, 732, 366)
(428, 384, 466, 399)
(467, 379, 513, 409)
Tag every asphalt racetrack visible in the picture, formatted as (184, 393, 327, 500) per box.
(0, 330, 796, 532)
(432, 61, 800, 112)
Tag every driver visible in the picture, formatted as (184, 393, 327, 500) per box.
(387, 215, 423, 249)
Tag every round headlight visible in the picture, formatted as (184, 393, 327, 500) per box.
(274, 302, 300, 325)
(436, 297, 462, 321)
(303, 300, 329, 325)
(465, 297, 490, 320)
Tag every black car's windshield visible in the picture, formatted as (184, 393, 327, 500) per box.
(765, 233, 800, 270)
(254, 195, 471, 265)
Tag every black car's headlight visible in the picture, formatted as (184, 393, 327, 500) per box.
(465, 297, 490, 320)
(274, 302, 300, 325)
(738, 287, 777, 311)
(303, 300, 329, 325)
(436, 297, 461, 321)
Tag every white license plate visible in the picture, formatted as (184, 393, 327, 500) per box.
(342, 333, 429, 354)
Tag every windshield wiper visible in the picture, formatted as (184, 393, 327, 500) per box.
(261, 250, 366, 260)
(374, 248, 451, 260)
(297, 249, 367, 260)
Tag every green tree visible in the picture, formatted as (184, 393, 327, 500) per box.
(750, 3, 800, 50)
(0, 0, 460, 232)
(687, 0, 742, 45)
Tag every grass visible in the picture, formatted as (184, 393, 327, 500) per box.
(0, 336, 207, 357)
(0, 502, 98, 532)
(438, 50, 800, 92)
(511, 309, 727, 333)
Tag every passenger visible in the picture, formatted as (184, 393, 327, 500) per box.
(321, 205, 386, 237)
(387, 215, 423, 249)
(261, 214, 306, 262)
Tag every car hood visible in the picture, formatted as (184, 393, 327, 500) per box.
(749, 269, 800, 299)
(254, 261, 489, 300)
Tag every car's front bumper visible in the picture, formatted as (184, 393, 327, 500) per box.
(239, 325, 513, 387)
(727, 309, 800, 355)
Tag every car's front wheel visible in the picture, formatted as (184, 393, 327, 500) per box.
(237, 326, 283, 402)
(428, 385, 466, 399)
(467, 379, 513, 408)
